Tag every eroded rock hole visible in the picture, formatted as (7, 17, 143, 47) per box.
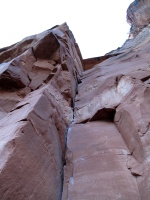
(90, 108, 116, 122)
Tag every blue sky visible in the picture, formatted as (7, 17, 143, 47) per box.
(0, 0, 133, 58)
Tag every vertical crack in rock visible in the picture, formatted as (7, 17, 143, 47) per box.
(61, 80, 78, 199)
(1, 1, 150, 199)
(0, 23, 83, 200)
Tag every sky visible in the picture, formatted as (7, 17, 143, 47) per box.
(0, 0, 133, 58)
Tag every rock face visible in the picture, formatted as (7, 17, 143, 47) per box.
(127, 0, 150, 37)
(63, 3, 150, 200)
(1, 1, 150, 200)
(0, 23, 83, 200)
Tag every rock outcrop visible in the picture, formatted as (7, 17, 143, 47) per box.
(127, 0, 150, 37)
(0, 23, 83, 200)
(1, 1, 150, 200)
(62, 2, 150, 199)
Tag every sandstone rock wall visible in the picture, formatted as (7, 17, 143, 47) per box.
(62, 5, 150, 199)
(1, 1, 150, 200)
(0, 23, 83, 200)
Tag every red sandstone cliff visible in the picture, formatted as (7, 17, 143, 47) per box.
(0, 1, 150, 200)
(0, 23, 83, 199)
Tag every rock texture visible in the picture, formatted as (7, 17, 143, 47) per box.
(0, 23, 83, 200)
(63, 3, 150, 200)
(127, 0, 150, 37)
(1, 1, 150, 200)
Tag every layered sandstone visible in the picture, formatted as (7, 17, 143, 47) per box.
(1, 1, 150, 200)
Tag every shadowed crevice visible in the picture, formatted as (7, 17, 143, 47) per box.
(89, 108, 116, 122)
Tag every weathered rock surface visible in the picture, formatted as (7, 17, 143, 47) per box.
(62, 2, 150, 199)
(0, 23, 83, 200)
(127, 0, 150, 37)
(63, 122, 140, 200)
(1, 1, 150, 200)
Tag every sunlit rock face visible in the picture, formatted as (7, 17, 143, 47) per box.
(127, 0, 150, 37)
(0, 23, 83, 200)
(1, 1, 150, 200)
(62, 23, 150, 199)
